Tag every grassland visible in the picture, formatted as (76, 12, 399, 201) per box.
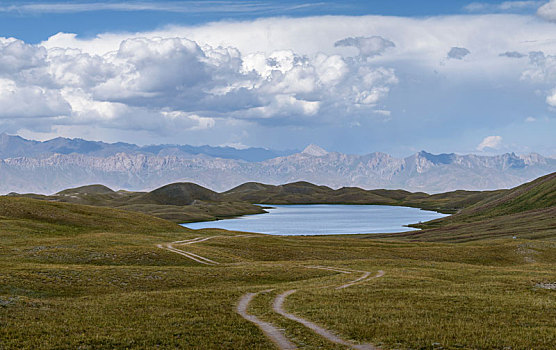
(1, 174, 555, 349)
(9, 179, 504, 223)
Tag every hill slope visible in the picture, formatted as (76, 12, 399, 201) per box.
(0, 196, 183, 234)
(372, 172, 556, 242)
(455, 172, 556, 218)
(223, 181, 500, 213)
(129, 183, 219, 206)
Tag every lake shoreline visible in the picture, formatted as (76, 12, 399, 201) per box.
(182, 204, 449, 236)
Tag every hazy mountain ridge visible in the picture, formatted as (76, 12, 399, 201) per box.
(0, 133, 293, 161)
(1, 134, 555, 194)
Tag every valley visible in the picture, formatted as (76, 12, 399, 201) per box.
(1, 173, 555, 349)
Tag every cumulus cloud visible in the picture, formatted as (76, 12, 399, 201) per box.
(521, 51, 556, 83)
(0, 38, 46, 74)
(334, 36, 395, 58)
(477, 135, 503, 150)
(447, 47, 471, 60)
(0, 37, 224, 134)
(537, 0, 556, 21)
(0, 31, 399, 137)
(0, 79, 70, 118)
(237, 50, 397, 123)
(516, 50, 556, 110)
(3, 14, 556, 150)
(545, 89, 556, 106)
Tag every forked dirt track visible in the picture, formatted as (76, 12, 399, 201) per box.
(158, 235, 384, 349)
(157, 234, 258, 265)
(272, 270, 385, 350)
(237, 290, 298, 350)
(157, 235, 229, 265)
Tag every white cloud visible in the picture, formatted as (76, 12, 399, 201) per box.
(0, 37, 47, 74)
(38, 14, 553, 62)
(519, 50, 556, 109)
(0, 26, 400, 137)
(0, 78, 70, 118)
(525, 116, 537, 122)
(477, 135, 503, 150)
(3, 13, 556, 149)
(373, 110, 391, 116)
(537, 0, 556, 21)
(546, 89, 556, 106)
(520, 51, 556, 82)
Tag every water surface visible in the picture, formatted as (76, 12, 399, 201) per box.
(182, 204, 448, 235)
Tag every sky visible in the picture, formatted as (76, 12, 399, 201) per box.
(0, 0, 556, 157)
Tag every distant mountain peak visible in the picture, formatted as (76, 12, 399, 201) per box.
(415, 150, 457, 165)
(301, 144, 328, 157)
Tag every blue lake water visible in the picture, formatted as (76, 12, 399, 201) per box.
(182, 204, 449, 235)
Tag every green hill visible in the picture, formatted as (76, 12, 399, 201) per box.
(1, 175, 555, 349)
(372, 172, 556, 242)
(456, 172, 556, 218)
(56, 184, 115, 196)
(129, 182, 219, 206)
(0, 196, 183, 234)
(223, 180, 498, 213)
(5, 173, 554, 231)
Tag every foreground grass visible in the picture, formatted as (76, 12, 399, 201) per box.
(1, 198, 555, 349)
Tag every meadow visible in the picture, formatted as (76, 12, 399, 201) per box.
(1, 174, 555, 349)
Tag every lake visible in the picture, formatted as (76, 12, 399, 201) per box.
(182, 204, 449, 235)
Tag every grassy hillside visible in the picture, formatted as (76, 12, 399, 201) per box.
(57, 184, 115, 195)
(372, 172, 556, 242)
(8, 179, 501, 224)
(0, 196, 182, 234)
(11, 184, 266, 223)
(222, 181, 501, 213)
(0, 193, 554, 349)
(454, 172, 556, 218)
(6, 172, 555, 236)
(128, 182, 220, 206)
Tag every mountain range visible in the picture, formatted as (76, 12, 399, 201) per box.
(1, 133, 555, 194)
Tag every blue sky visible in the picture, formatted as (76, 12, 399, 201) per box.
(0, 1, 543, 43)
(0, 0, 555, 156)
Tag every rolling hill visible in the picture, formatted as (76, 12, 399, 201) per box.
(8, 179, 504, 223)
(0, 173, 554, 349)
(372, 172, 556, 242)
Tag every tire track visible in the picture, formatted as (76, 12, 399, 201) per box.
(337, 270, 384, 289)
(273, 289, 376, 350)
(157, 234, 257, 265)
(156, 236, 221, 265)
(159, 235, 384, 348)
(271, 268, 384, 349)
(237, 290, 297, 350)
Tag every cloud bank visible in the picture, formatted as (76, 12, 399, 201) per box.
(1, 13, 556, 154)
(0, 33, 399, 137)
